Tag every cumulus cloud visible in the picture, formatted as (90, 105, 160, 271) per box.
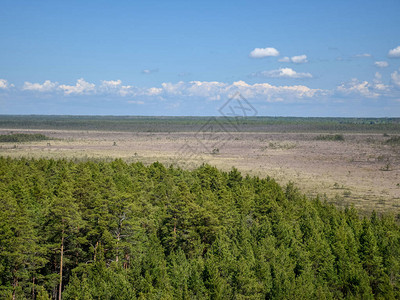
(7, 77, 329, 103)
(251, 68, 312, 79)
(23, 80, 58, 92)
(186, 81, 227, 99)
(101, 79, 122, 88)
(278, 55, 308, 63)
(388, 46, 400, 58)
(249, 47, 279, 58)
(5, 73, 400, 107)
(99, 80, 138, 97)
(374, 61, 389, 68)
(119, 85, 134, 97)
(153, 80, 325, 103)
(145, 87, 163, 96)
(336, 75, 394, 98)
(59, 78, 96, 95)
(391, 70, 400, 88)
(0, 79, 14, 89)
(373, 72, 390, 91)
(291, 55, 308, 64)
(337, 79, 378, 98)
(21, 78, 124, 96)
(158, 81, 227, 100)
(229, 81, 325, 101)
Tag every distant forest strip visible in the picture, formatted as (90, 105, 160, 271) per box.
(0, 133, 52, 143)
(0, 115, 400, 133)
(0, 157, 399, 299)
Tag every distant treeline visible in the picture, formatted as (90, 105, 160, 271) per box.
(0, 133, 51, 143)
(0, 158, 399, 299)
(0, 115, 399, 133)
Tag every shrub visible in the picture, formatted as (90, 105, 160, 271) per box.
(315, 134, 344, 141)
(0, 133, 52, 143)
(385, 136, 400, 145)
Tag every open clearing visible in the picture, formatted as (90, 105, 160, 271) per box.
(1, 125, 399, 213)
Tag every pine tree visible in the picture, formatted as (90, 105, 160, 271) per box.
(0, 192, 46, 299)
(44, 178, 84, 300)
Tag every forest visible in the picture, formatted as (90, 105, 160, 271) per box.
(1, 115, 400, 133)
(0, 157, 399, 299)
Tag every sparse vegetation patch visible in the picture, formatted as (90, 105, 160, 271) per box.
(385, 136, 400, 145)
(315, 134, 345, 141)
(0, 133, 52, 143)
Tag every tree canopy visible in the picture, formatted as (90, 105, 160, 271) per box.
(0, 157, 399, 299)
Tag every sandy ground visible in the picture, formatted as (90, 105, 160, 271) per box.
(1, 128, 399, 213)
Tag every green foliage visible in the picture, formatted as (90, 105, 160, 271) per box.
(1, 115, 400, 133)
(0, 133, 51, 143)
(0, 157, 399, 299)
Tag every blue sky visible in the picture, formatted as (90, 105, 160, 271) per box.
(1, 0, 400, 116)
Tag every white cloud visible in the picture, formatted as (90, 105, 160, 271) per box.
(119, 85, 134, 97)
(187, 81, 227, 99)
(374, 83, 390, 91)
(154, 80, 325, 103)
(59, 78, 96, 95)
(23, 80, 58, 92)
(279, 55, 308, 64)
(373, 72, 390, 91)
(161, 81, 186, 96)
(391, 71, 400, 88)
(6, 74, 400, 107)
(374, 61, 389, 68)
(278, 56, 290, 62)
(99, 80, 141, 97)
(388, 46, 400, 58)
(336, 76, 394, 98)
(337, 79, 377, 98)
(21, 78, 129, 96)
(249, 47, 279, 58)
(0, 79, 14, 89)
(228, 81, 326, 101)
(159, 81, 227, 100)
(252, 67, 312, 79)
(291, 55, 308, 64)
(145, 87, 163, 96)
(101, 79, 122, 88)
(0, 77, 333, 103)
(99, 80, 124, 94)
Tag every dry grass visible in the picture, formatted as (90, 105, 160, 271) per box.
(1, 128, 399, 213)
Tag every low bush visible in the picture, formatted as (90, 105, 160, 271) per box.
(0, 133, 52, 143)
(315, 134, 345, 141)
